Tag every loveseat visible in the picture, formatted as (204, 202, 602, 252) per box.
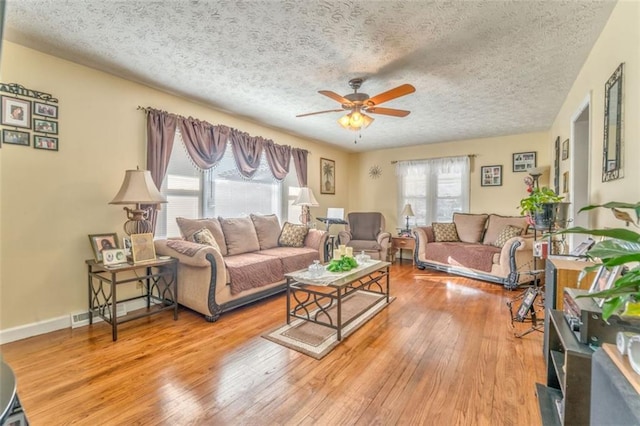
(155, 215, 328, 321)
(414, 213, 535, 289)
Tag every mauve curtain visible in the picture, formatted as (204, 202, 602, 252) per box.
(145, 108, 178, 234)
(292, 148, 308, 186)
(229, 129, 264, 179)
(264, 140, 291, 180)
(146, 108, 178, 188)
(178, 118, 229, 170)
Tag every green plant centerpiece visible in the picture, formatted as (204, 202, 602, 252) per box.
(558, 201, 640, 320)
(327, 255, 357, 272)
(519, 177, 565, 226)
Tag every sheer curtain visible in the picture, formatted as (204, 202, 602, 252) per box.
(396, 156, 470, 227)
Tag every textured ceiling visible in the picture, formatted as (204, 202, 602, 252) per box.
(4, 1, 616, 152)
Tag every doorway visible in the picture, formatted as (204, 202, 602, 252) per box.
(569, 95, 591, 250)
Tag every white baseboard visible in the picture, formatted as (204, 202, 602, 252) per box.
(0, 298, 150, 345)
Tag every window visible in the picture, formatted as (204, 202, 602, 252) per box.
(156, 134, 299, 238)
(396, 156, 470, 227)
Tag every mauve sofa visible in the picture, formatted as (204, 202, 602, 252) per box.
(155, 215, 328, 321)
(414, 213, 535, 289)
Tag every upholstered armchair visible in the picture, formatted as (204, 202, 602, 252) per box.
(337, 212, 392, 261)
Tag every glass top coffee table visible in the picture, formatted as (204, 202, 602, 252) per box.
(285, 260, 391, 341)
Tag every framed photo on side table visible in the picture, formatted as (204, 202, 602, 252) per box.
(481, 165, 502, 187)
(88, 233, 119, 262)
(512, 151, 537, 172)
(131, 233, 156, 263)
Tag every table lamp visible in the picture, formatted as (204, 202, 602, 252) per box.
(109, 168, 167, 235)
(401, 203, 414, 233)
(293, 187, 319, 227)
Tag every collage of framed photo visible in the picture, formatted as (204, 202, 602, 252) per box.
(0, 93, 59, 151)
(512, 151, 537, 172)
(481, 165, 502, 187)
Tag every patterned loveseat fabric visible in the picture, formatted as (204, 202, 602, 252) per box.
(155, 215, 328, 321)
(414, 213, 534, 289)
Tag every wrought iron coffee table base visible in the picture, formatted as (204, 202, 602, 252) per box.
(286, 263, 390, 341)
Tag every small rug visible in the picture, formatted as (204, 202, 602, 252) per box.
(262, 290, 394, 359)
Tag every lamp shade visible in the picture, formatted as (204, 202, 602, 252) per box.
(293, 187, 319, 206)
(109, 169, 167, 205)
(401, 203, 415, 217)
(528, 166, 549, 178)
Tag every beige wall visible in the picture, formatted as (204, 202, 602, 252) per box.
(348, 132, 549, 230)
(0, 41, 350, 331)
(548, 0, 639, 229)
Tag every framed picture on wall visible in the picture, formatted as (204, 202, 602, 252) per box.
(1, 96, 31, 129)
(512, 151, 537, 172)
(2, 129, 30, 146)
(320, 157, 335, 194)
(481, 165, 502, 187)
(562, 139, 569, 160)
(33, 101, 58, 119)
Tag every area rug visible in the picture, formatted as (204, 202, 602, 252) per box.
(262, 290, 394, 359)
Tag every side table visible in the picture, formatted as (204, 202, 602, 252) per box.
(86, 257, 178, 341)
(391, 236, 416, 265)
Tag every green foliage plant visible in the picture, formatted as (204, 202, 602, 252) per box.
(557, 202, 640, 320)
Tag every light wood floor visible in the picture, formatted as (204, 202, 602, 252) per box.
(1, 262, 545, 425)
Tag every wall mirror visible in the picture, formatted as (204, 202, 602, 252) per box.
(602, 63, 624, 182)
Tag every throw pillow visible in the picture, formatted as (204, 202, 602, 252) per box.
(278, 222, 309, 247)
(482, 214, 528, 246)
(191, 228, 220, 251)
(432, 222, 460, 242)
(219, 217, 260, 255)
(452, 213, 489, 243)
(176, 217, 228, 256)
(492, 225, 523, 248)
(250, 214, 281, 250)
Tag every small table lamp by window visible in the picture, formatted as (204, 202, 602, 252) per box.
(109, 168, 167, 235)
(401, 203, 415, 233)
(293, 187, 319, 227)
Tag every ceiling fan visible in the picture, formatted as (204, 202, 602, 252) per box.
(296, 78, 416, 131)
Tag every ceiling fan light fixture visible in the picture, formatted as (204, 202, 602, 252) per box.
(338, 111, 374, 131)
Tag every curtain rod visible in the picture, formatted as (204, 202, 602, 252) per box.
(391, 154, 476, 164)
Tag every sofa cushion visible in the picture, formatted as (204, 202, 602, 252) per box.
(219, 217, 260, 255)
(453, 213, 489, 243)
(347, 240, 381, 251)
(278, 222, 308, 247)
(432, 222, 460, 242)
(492, 225, 523, 248)
(482, 215, 528, 246)
(176, 217, 228, 256)
(250, 214, 281, 250)
(223, 253, 284, 295)
(258, 247, 319, 274)
(424, 241, 500, 272)
(191, 228, 220, 250)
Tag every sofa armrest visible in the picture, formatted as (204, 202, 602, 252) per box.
(494, 235, 534, 278)
(414, 226, 434, 262)
(154, 239, 222, 268)
(377, 231, 391, 247)
(337, 231, 352, 245)
(304, 228, 329, 261)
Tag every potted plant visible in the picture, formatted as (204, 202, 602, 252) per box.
(519, 177, 566, 229)
(558, 201, 640, 320)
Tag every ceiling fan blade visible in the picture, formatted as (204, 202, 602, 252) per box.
(318, 90, 352, 105)
(365, 84, 416, 107)
(296, 109, 345, 118)
(366, 107, 411, 117)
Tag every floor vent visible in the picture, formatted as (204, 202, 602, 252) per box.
(71, 305, 127, 328)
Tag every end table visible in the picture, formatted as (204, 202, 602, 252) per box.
(391, 236, 416, 265)
(86, 257, 178, 341)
